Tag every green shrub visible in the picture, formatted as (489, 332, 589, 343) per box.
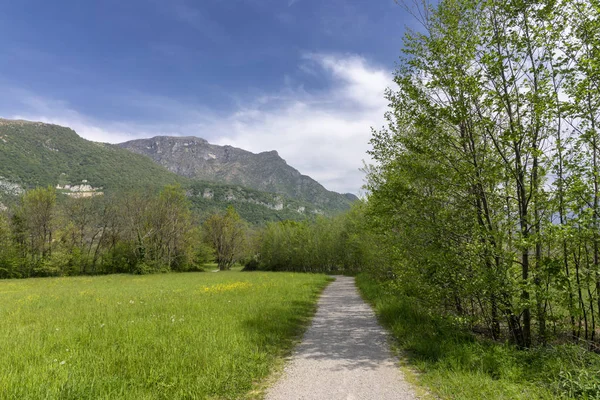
(356, 273, 600, 400)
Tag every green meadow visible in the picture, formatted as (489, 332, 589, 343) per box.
(0, 272, 330, 399)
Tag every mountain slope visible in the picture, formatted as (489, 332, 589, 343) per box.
(0, 119, 188, 191)
(118, 136, 354, 210)
(0, 119, 345, 223)
(187, 180, 326, 223)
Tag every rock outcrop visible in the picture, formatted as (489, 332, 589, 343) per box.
(119, 136, 354, 211)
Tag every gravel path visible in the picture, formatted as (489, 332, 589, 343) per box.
(265, 276, 418, 400)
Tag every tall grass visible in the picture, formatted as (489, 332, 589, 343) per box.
(0, 272, 330, 399)
(356, 274, 600, 400)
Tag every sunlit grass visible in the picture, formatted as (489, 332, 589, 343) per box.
(0, 271, 330, 399)
(356, 274, 600, 400)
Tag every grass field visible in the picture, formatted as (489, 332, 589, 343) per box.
(356, 274, 600, 400)
(0, 271, 331, 399)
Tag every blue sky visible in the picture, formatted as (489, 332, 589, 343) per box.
(0, 0, 414, 194)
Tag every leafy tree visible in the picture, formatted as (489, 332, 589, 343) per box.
(255, 202, 377, 274)
(203, 206, 247, 271)
(17, 187, 56, 274)
(148, 185, 199, 271)
(364, 0, 589, 348)
(0, 211, 17, 278)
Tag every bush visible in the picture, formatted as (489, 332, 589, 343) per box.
(242, 258, 259, 271)
(558, 369, 600, 399)
(356, 273, 600, 400)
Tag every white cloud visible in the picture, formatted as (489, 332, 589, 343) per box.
(0, 53, 391, 194)
(207, 54, 390, 194)
(3, 90, 134, 143)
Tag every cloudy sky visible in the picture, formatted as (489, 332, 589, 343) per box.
(0, 0, 414, 194)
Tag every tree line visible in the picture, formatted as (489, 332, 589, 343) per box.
(0, 185, 255, 277)
(255, 203, 377, 273)
(0, 180, 380, 279)
(364, 0, 600, 349)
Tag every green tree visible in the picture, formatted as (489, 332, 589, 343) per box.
(0, 211, 18, 278)
(365, 0, 570, 348)
(148, 185, 198, 271)
(18, 187, 56, 275)
(203, 206, 247, 271)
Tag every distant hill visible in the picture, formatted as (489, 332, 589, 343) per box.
(0, 119, 351, 223)
(187, 180, 328, 223)
(118, 136, 355, 211)
(0, 119, 187, 191)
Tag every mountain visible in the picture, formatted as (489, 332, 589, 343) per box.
(0, 119, 187, 191)
(0, 119, 351, 223)
(118, 136, 354, 210)
(187, 180, 327, 223)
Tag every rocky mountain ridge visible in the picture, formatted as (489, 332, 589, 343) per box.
(118, 136, 356, 210)
(0, 119, 354, 222)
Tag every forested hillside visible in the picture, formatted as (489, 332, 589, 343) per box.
(0, 121, 347, 279)
(0, 119, 342, 223)
(0, 119, 187, 191)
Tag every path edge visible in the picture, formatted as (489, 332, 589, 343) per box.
(354, 275, 436, 400)
(244, 275, 337, 400)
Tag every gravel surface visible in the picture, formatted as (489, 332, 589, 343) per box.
(265, 276, 418, 400)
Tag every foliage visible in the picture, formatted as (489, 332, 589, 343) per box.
(256, 202, 379, 273)
(0, 271, 330, 399)
(16, 186, 57, 274)
(357, 274, 600, 400)
(0, 176, 343, 278)
(0, 212, 17, 278)
(364, 0, 600, 349)
(0, 185, 215, 278)
(203, 206, 248, 271)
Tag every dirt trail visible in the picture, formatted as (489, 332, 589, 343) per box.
(265, 276, 418, 400)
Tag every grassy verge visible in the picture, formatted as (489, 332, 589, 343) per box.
(0, 271, 330, 399)
(356, 274, 600, 400)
